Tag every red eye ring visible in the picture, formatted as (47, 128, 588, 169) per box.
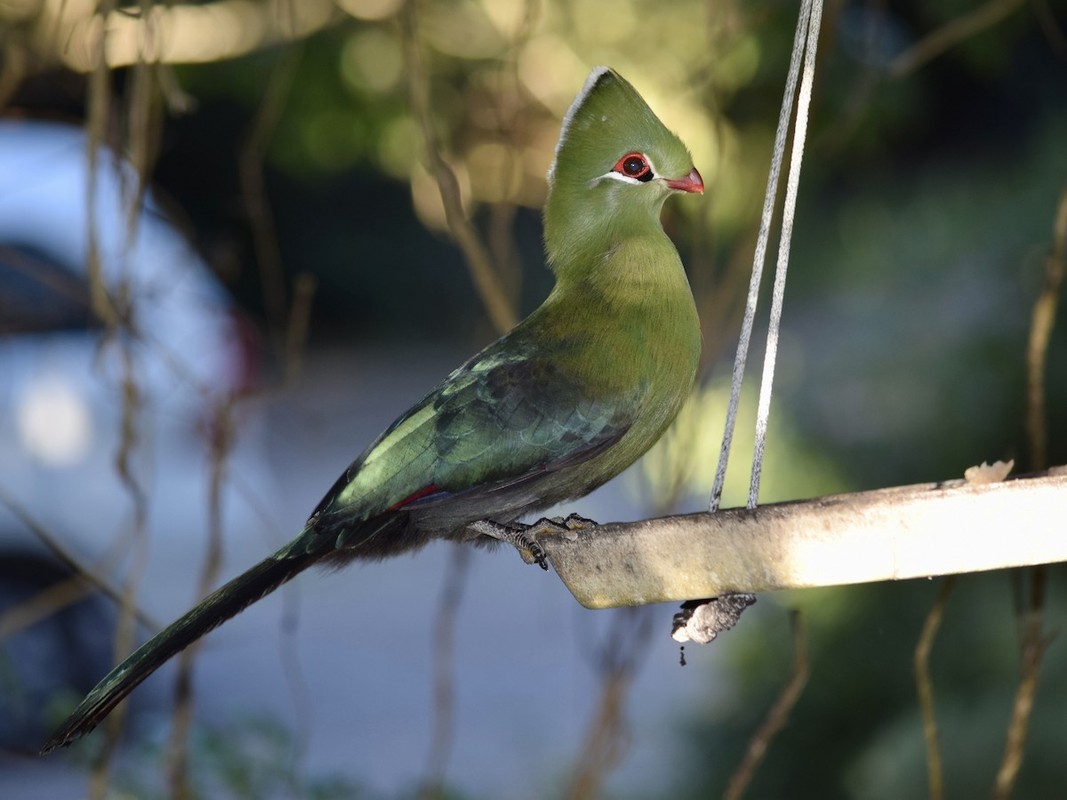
(612, 152, 653, 182)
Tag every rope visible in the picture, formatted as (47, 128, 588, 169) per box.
(709, 0, 822, 511)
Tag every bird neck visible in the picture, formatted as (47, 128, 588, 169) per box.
(535, 187, 700, 398)
(542, 181, 669, 279)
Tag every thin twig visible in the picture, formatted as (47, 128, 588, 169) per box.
(482, 0, 541, 309)
(284, 271, 319, 385)
(400, 0, 517, 335)
(990, 189, 1067, 799)
(0, 575, 93, 642)
(1031, 0, 1067, 56)
(487, 202, 521, 311)
(888, 0, 1026, 78)
(0, 486, 158, 630)
(165, 397, 235, 799)
(914, 576, 956, 800)
(992, 569, 1051, 800)
(0, 41, 27, 111)
(694, 232, 753, 373)
(91, 344, 150, 800)
(815, 0, 883, 154)
(239, 46, 304, 356)
(564, 669, 632, 800)
(564, 607, 656, 800)
(85, 0, 118, 330)
(419, 545, 471, 799)
(277, 548, 314, 798)
(83, 5, 122, 796)
(123, 0, 161, 243)
(1025, 186, 1067, 472)
(723, 611, 809, 800)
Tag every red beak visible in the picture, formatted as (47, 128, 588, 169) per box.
(665, 167, 704, 194)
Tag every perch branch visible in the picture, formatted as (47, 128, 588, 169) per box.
(542, 467, 1067, 609)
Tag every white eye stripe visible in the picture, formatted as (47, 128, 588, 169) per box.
(595, 172, 643, 187)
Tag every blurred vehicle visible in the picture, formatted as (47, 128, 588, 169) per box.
(0, 120, 262, 749)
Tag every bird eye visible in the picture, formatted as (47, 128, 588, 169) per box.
(612, 152, 653, 182)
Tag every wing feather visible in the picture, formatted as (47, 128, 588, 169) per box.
(310, 337, 640, 534)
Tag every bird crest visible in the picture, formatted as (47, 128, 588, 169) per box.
(548, 67, 694, 191)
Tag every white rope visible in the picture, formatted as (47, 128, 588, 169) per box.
(708, 0, 816, 512)
(747, 0, 823, 509)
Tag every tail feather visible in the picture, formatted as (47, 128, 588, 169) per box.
(40, 548, 317, 753)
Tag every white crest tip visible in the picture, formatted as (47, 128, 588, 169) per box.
(548, 67, 617, 185)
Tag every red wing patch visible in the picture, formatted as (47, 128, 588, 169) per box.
(387, 484, 440, 512)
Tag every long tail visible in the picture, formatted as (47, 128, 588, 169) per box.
(40, 547, 319, 753)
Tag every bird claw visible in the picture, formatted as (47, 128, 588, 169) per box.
(467, 513, 600, 570)
(519, 513, 599, 568)
(517, 538, 549, 570)
(465, 518, 549, 570)
(554, 512, 598, 537)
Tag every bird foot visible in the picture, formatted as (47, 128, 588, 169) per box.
(544, 512, 598, 539)
(468, 514, 599, 570)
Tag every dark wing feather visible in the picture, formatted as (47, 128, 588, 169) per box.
(310, 338, 640, 538)
(430, 353, 633, 489)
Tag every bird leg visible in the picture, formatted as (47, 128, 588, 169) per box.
(467, 514, 599, 570)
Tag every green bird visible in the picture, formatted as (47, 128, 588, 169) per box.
(42, 66, 703, 753)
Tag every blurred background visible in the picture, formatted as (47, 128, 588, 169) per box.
(0, 0, 1065, 798)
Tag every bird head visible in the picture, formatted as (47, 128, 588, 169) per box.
(544, 67, 702, 271)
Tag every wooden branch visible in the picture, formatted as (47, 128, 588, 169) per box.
(542, 466, 1067, 609)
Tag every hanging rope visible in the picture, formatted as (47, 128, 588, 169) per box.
(709, 0, 823, 512)
(747, 0, 824, 508)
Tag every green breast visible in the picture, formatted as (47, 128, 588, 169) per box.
(541, 233, 701, 489)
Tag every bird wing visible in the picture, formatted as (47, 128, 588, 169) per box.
(429, 347, 634, 491)
(308, 339, 639, 537)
